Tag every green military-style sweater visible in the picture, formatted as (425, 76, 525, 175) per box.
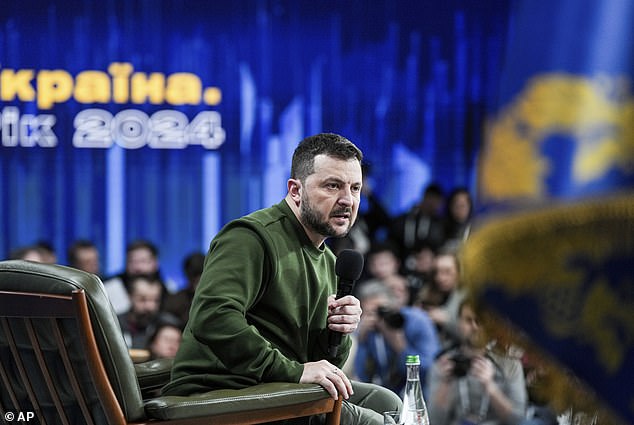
(163, 200, 351, 395)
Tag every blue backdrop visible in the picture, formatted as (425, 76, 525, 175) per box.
(0, 0, 510, 284)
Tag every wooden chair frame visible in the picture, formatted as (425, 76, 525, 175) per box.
(0, 271, 341, 425)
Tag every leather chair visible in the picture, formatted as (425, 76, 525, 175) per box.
(0, 260, 342, 425)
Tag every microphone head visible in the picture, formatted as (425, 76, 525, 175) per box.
(335, 249, 364, 281)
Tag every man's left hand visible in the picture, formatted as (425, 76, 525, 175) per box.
(327, 294, 362, 334)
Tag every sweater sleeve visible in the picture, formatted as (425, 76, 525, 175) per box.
(313, 328, 351, 367)
(187, 224, 304, 382)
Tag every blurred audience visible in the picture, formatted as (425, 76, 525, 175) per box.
(67, 239, 101, 276)
(2, 180, 577, 420)
(163, 251, 205, 325)
(35, 240, 58, 264)
(354, 281, 440, 395)
(9, 244, 46, 262)
(363, 242, 404, 282)
(403, 240, 437, 304)
(442, 187, 473, 247)
(117, 274, 177, 350)
(427, 299, 527, 425)
(414, 247, 467, 348)
(356, 242, 411, 304)
(146, 316, 183, 360)
(388, 183, 446, 262)
(103, 239, 173, 315)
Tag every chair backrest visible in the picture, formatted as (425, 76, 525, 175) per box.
(0, 260, 146, 424)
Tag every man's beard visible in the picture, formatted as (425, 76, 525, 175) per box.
(299, 193, 352, 239)
(133, 311, 158, 329)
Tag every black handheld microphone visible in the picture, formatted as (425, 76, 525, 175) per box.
(328, 249, 364, 358)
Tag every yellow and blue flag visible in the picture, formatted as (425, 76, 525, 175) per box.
(463, 1, 634, 423)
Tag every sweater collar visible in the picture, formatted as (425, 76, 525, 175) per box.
(277, 200, 327, 256)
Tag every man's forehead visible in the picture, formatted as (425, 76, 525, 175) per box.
(311, 154, 362, 178)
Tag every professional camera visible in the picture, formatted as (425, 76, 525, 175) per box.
(376, 306, 405, 329)
(449, 352, 472, 377)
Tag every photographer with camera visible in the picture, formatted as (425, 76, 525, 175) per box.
(354, 280, 440, 394)
(427, 299, 527, 425)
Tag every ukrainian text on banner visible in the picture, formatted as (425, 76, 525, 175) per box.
(463, 1, 634, 423)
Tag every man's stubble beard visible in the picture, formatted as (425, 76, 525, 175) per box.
(133, 310, 159, 329)
(299, 192, 353, 239)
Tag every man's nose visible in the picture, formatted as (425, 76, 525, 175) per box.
(338, 187, 354, 206)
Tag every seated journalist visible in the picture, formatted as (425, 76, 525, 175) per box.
(427, 299, 527, 425)
(354, 281, 439, 395)
(163, 133, 402, 424)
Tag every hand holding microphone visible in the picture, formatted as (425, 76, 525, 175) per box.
(327, 249, 364, 358)
(301, 251, 363, 400)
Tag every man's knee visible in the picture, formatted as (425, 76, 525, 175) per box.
(350, 381, 402, 414)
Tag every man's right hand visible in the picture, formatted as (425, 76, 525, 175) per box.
(436, 353, 456, 381)
(300, 359, 353, 400)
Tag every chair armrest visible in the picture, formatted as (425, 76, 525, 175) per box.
(135, 358, 173, 399)
(145, 382, 336, 422)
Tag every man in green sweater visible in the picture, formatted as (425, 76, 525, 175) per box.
(163, 133, 401, 424)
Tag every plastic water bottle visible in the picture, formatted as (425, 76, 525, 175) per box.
(399, 354, 430, 425)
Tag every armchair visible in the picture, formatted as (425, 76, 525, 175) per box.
(0, 260, 342, 425)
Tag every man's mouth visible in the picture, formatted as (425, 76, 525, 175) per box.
(330, 210, 351, 222)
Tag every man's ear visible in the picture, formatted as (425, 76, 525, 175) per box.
(288, 178, 302, 204)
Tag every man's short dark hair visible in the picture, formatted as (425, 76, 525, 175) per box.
(368, 241, 400, 258)
(127, 274, 162, 295)
(291, 133, 363, 181)
(183, 252, 205, 282)
(423, 183, 444, 199)
(67, 239, 97, 266)
(126, 239, 159, 257)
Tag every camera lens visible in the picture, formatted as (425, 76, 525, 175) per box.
(450, 352, 472, 377)
(377, 306, 405, 329)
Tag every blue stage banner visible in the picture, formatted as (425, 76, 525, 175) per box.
(464, 0, 634, 423)
(0, 1, 510, 282)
